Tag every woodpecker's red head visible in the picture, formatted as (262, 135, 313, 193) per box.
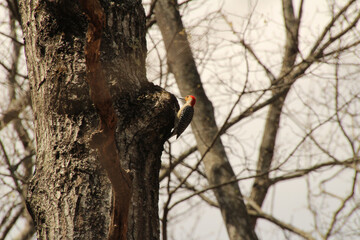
(185, 95, 196, 107)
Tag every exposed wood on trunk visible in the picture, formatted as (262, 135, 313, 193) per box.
(78, 0, 132, 239)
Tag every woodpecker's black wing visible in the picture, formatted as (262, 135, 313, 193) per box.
(175, 105, 194, 138)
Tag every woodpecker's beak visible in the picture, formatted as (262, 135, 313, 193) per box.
(178, 97, 186, 103)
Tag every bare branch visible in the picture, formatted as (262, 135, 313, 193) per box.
(0, 92, 31, 131)
(0, 31, 23, 45)
(160, 145, 197, 182)
(271, 157, 360, 184)
(324, 170, 358, 239)
(309, 0, 357, 56)
(247, 199, 315, 240)
(334, 54, 356, 155)
(172, 169, 218, 208)
(0, 206, 24, 240)
(0, 140, 24, 202)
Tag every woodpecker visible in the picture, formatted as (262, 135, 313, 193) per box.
(170, 95, 196, 139)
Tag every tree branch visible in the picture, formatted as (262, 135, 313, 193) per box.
(0, 206, 24, 240)
(160, 145, 197, 181)
(324, 169, 358, 239)
(247, 200, 315, 240)
(271, 157, 360, 185)
(0, 92, 30, 131)
(309, 0, 356, 56)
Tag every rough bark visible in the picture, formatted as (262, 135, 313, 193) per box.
(249, 0, 301, 228)
(20, 1, 112, 238)
(154, 0, 257, 239)
(19, 0, 177, 239)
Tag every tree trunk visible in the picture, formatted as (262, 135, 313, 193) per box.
(154, 1, 257, 239)
(19, 0, 177, 239)
(249, 0, 300, 228)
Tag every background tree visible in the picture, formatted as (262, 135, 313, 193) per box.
(146, 0, 360, 239)
(0, 0, 359, 239)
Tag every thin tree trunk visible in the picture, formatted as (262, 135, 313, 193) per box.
(249, 0, 301, 228)
(155, 1, 257, 239)
(19, 0, 177, 239)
